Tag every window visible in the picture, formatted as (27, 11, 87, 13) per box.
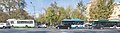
(117, 22, 120, 27)
(0, 23, 4, 25)
(11, 21, 14, 24)
(6, 23, 10, 25)
(118, 15, 120, 18)
(62, 21, 84, 25)
(17, 21, 33, 24)
(100, 22, 116, 27)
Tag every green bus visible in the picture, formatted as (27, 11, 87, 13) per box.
(56, 19, 85, 29)
(92, 20, 120, 29)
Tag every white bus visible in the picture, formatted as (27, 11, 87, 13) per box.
(6, 19, 35, 28)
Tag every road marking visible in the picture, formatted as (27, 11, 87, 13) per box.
(62, 32, 67, 33)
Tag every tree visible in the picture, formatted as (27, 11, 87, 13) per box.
(0, 0, 31, 22)
(66, 5, 74, 19)
(75, 0, 87, 20)
(0, 0, 25, 14)
(9, 9, 33, 19)
(36, 14, 46, 23)
(56, 7, 66, 24)
(36, 1, 88, 26)
(0, 0, 26, 12)
(89, 0, 114, 20)
(0, 12, 9, 22)
(71, 9, 80, 18)
(36, 2, 67, 27)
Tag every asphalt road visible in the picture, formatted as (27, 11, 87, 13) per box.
(0, 28, 120, 33)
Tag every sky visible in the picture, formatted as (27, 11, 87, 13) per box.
(25, 0, 120, 15)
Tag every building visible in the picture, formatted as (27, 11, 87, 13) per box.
(86, 0, 120, 20)
(109, 2, 120, 19)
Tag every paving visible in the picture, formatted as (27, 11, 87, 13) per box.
(0, 28, 120, 33)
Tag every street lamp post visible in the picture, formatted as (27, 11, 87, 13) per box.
(30, 2, 35, 19)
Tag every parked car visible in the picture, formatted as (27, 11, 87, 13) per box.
(116, 27, 120, 31)
(92, 24, 104, 29)
(37, 24, 47, 28)
(56, 24, 71, 29)
(0, 23, 11, 29)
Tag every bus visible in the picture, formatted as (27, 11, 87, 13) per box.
(6, 19, 35, 28)
(92, 20, 120, 29)
(56, 19, 85, 29)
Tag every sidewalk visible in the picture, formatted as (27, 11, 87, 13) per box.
(47, 26, 56, 29)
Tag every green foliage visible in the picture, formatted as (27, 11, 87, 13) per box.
(0, 0, 32, 22)
(65, 5, 73, 18)
(36, 1, 87, 26)
(36, 2, 69, 26)
(76, 0, 87, 20)
(0, 0, 26, 12)
(89, 0, 114, 20)
(0, 12, 9, 22)
(9, 9, 33, 19)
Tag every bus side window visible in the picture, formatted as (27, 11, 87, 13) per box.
(11, 21, 14, 24)
(29, 21, 33, 24)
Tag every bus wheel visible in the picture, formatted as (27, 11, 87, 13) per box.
(11, 25, 14, 28)
(25, 25, 28, 28)
(67, 27, 70, 29)
(76, 26, 78, 29)
(3, 26, 5, 29)
(100, 28, 103, 29)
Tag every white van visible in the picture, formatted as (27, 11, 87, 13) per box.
(7, 19, 35, 28)
(0, 23, 11, 29)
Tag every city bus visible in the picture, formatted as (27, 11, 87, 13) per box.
(56, 19, 85, 29)
(6, 19, 35, 28)
(92, 20, 120, 29)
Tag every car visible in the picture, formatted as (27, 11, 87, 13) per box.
(0, 23, 11, 29)
(116, 27, 120, 30)
(56, 24, 71, 29)
(37, 24, 47, 28)
(92, 24, 104, 29)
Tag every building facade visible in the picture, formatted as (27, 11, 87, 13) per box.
(86, 0, 120, 20)
(109, 2, 120, 19)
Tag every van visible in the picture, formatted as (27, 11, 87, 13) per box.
(0, 23, 11, 29)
